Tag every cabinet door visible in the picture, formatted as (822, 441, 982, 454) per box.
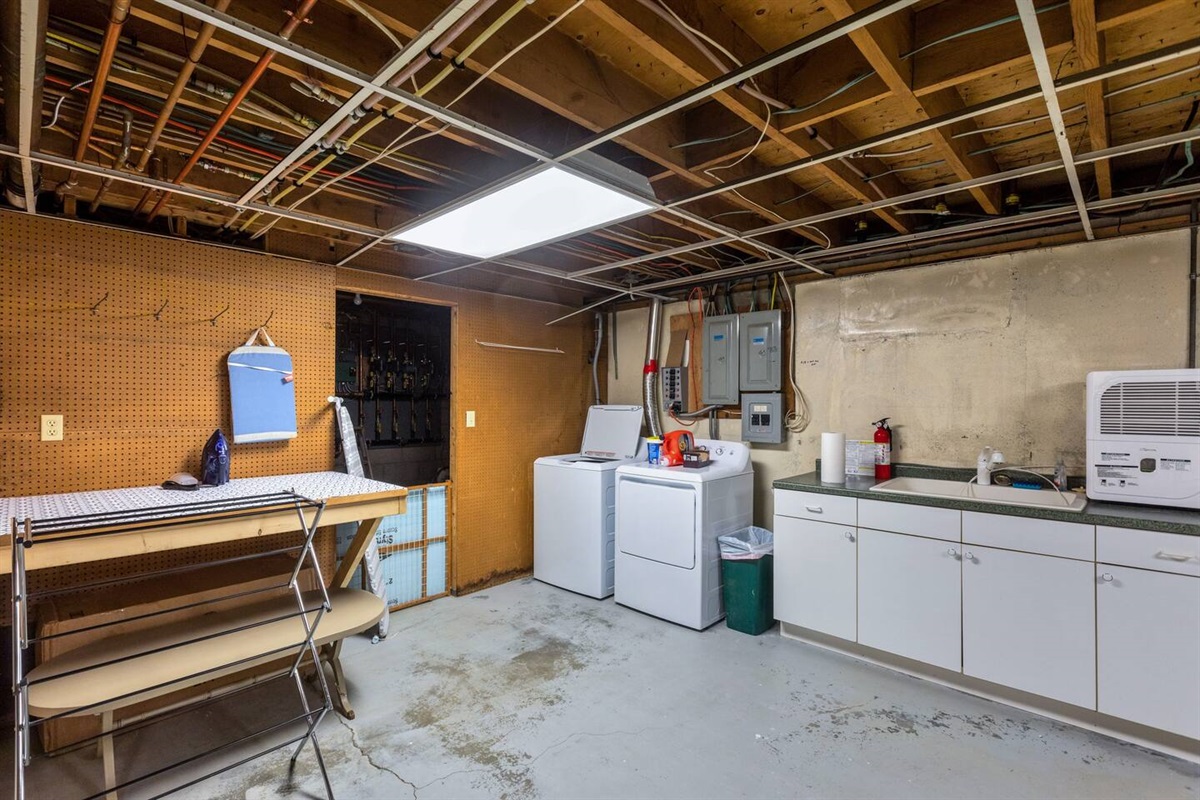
(1097, 565, 1200, 739)
(962, 546, 1095, 708)
(773, 515, 856, 640)
(858, 528, 961, 671)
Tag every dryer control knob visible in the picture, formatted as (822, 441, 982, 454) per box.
(714, 447, 725, 456)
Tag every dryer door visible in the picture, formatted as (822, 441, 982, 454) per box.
(617, 478, 696, 569)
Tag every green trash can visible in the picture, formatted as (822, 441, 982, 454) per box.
(719, 527, 774, 635)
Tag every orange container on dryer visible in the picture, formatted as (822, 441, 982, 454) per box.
(661, 430, 693, 466)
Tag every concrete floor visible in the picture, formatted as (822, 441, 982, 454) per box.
(9, 578, 1199, 799)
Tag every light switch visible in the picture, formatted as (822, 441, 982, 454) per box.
(466, 410, 476, 428)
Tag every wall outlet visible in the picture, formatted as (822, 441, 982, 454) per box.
(41, 414, 64, 441)
(466, 411, 476, 428)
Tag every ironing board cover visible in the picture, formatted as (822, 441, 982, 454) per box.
(228, 328, 297, 444)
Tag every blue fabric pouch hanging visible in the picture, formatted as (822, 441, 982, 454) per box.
(227, 327, 297, 444)
(200, 429, 230, 485)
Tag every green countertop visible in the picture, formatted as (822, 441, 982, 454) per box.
(773, 468, 1200, 536)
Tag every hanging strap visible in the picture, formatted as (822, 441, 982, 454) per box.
(243, 326, 277, 348)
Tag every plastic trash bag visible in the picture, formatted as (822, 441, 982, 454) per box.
(718, 526, 773, 560)
(200, 429, 231, 486)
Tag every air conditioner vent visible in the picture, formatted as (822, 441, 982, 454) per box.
(1099, 380, 1200, 437)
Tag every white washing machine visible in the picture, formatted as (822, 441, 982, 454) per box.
(614, 439, 753, 630)
(534, 405, 643, 599)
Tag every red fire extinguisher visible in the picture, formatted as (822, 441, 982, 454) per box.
(873, 418, 892, 480)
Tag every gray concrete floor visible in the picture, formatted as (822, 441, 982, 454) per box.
(8, 578, 1199, 799)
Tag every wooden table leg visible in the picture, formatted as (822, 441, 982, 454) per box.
(101, 710, 117, 800)
(332, 518, 382, 589)
(323, 517, 382, 719)
(321, 640, 355, 719)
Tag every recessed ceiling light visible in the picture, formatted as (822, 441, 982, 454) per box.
(390, 165, 655, 259)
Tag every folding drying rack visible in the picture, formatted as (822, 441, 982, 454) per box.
(10, 490, 338, 800)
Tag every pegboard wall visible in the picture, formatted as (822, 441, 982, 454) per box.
(337, 263, 596, 594)
(0, 212, 336, 493)
(0, 212, 597, 598)
(0, 212, 339, 600)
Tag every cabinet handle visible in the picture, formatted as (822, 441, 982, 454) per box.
(844, 531, 855, 542)
(1100, 573, 1114, 583)
(964, 551, 976, 563)
(805, 506, 823, 513)
(946, 548, 961, 560)
(1155, 550, 1197, 562)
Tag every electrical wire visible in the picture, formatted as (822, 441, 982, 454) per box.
(775, 271, 811, 434)
(43, 78, 92, 129)
(243, 0, 586, 239)
(775, 70, 875, 118)
(899, 1, 1069, 61)
(339, 0, 404, 48)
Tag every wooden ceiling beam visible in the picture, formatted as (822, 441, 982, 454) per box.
(824, 0, 1004, 215)
(124, 3, 499, 156)
(585, 0, 913, 234)
(341, 0, 837, 246)
(910, 0, 1184, 96)
(1070, 0, 1114, 198)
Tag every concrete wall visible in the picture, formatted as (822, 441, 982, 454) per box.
(608, 229, 1194, 525)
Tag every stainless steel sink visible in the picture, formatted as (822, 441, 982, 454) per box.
(869, 476, 1088, 512)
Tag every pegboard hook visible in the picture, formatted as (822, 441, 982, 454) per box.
(90, 292, 109, 316)
(210, 304, 229, 326)
(154, 300, 169, 321)
(261, 310, 274, 328)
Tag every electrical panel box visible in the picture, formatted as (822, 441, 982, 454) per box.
(701, 315, 739, 405)
(739, 310, 782, 391)
(661, 366, 688, 414)
(741, 393, 784, 444)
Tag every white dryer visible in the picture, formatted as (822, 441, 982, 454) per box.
(614, 439, 753, 629)
(534, 405, 643, 599)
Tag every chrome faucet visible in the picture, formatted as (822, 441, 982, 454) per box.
(976, 446, 1006, 486)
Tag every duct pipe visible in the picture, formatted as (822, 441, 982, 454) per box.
(89, 106, 131, 212)
(145, 0, 319, 221)
(57, 0, 130, 198)
(643, 299, 664, 438)
(2, 0, 48, 209)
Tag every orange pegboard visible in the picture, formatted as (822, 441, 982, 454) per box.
(0, 212, 339, 600)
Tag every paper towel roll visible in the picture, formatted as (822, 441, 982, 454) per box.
(820, 432, 846, 483)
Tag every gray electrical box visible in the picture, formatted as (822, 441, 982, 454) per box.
(661, 366, 687, 414)
(739, 310, 782, 391)
(741, 392, 784, 444)
(701, 314, 739, 405)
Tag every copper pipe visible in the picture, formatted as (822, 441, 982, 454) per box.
(134, 0, 233, 174)
(58, 0, 130, 198)
(146, 0, 319, 221)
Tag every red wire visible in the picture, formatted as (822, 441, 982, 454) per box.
(44, 75, 421, 192)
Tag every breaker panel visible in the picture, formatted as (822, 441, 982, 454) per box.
(741, 392, 784, 444)
(702, 314, 739, 405)
(739, 310, 782, 391)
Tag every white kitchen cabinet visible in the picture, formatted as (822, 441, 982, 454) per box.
(962, 545, 1096, 708)
(1097, 565, 1200, 739)
(858, 528, 962, 671)
(773, 515, 857, 640)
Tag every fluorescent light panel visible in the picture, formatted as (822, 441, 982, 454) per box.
(391, 166, 655, 259)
